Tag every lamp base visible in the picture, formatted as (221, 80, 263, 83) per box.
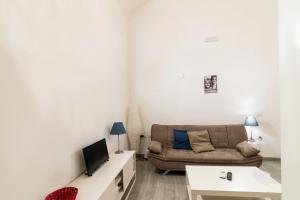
(248, 138, 256, 143)
(115, 150, 124, 154)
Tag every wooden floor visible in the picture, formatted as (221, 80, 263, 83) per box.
(128, 159, 281, 200)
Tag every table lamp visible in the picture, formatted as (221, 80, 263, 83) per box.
(244, 116, 259, 143)
(110, 122, 126, 154)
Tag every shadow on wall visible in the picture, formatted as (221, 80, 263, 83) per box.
(257, 120, 281, 157)
(104, 124, 118, 153)
(0, 44, 39, 198)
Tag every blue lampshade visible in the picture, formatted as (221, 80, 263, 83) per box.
(244, 116, 259, 127)
(110, 122, 126, 135)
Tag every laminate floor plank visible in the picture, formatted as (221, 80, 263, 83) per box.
(128, 159, 281, 200)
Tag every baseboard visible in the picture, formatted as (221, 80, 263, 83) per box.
(263, 157, 281, 161)
(136, 154, 147, 160)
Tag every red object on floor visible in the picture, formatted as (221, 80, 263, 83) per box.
(45, 187, 78, 200)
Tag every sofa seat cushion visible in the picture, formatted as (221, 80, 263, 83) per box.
(164, 148, 245, 163)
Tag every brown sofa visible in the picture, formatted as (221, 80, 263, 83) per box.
(148, 124, 263, 171)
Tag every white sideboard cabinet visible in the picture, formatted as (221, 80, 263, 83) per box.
(69, 151, 136, 200)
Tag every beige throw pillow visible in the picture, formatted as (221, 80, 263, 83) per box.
(187, 130, 215, 153)
(236, 141, 260, 157)
(148, 141, 162, 154)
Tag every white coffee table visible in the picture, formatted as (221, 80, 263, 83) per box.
(186, 166, 281, 200)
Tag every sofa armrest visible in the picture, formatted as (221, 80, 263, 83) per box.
(148, 141, 162, 154)
(236, 141, 260, 157)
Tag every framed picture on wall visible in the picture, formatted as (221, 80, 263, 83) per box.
(204, 75, 217, 93)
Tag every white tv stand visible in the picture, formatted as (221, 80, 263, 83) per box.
(69, 151, 136, 200)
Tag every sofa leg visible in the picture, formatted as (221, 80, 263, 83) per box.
(162, 170, 171, 175)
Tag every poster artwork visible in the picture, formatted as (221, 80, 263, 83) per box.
(204, 75, 217, 93)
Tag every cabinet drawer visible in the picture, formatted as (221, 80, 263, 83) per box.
(123, 155, 134, 189)
(99, 181, 117, 200)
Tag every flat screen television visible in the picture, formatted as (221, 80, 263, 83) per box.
(82, 138, 109, 176)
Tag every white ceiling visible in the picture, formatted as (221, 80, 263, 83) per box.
(116, 0, 150, 17)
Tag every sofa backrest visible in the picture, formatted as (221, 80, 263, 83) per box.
(151, 124, 247, 148)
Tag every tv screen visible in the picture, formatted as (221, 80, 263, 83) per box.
(82, 138, 109, 176)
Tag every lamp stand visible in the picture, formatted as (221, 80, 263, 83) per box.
(115, 134, 124, 154)
(248, 127, 256, 143)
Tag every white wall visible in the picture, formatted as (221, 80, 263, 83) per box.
(129, 0, 280, 157)
(279, 0, 300, 199)
(0, 0, 128, 199)
(116, 0, 150, 17)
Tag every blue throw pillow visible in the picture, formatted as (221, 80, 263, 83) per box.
(173, 129, 191, 149)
